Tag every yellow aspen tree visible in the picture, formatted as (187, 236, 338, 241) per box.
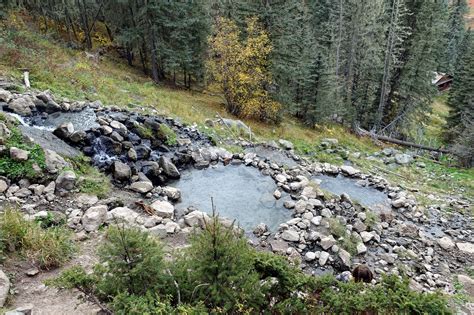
(207, 17, 281, 122)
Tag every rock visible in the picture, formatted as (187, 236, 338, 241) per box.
(219, 118, 251, 135)
(356, 243, 367, 255)
(275, 174, 287, 183)
(0, 88, 12, 102)
(360, 231, 374, 243)
(321, 208, 332, 218)
(253, 223, 268, 236)
(53, 122, 74, 139)
(162, 186, 181, 200)
(82, 205, 108, 232)
(320, 235, 337, 250)
(456, 242, 474, 254)
(273, 190, 282, 199)
(391, 197, 406, 208)
(10, 147, 29, 161)
(319, 251, 330, 266)
(108, 207, 139, 225)
(159, 156, 180, 179)
(8, 96, 35, 115)
(281, 229, 300, 242)
(149, 224, 167, 238)
(321, 138, 338, 147)
(113, 161, 131, 181)
(165, 221, 180, 234)
(301, 186, 316, 199)
(130, 181, 153, 193)
(75, 194, 99, 207)
(269, 239, 289, 254)
(0, 123, 11, 145)
(14, 188, 31, 198)
(150, 200, 174, 218)
(44, 149, 69, 174)
(436, 236, 456, 250)
(338, 249, 351, 267)
(457, 275, 474, 297)
(184, 211, 210, 228)
(128, 148, 137, 161)
(311, 216, 322, 226)
(0, 180, 8, 193)
(69, 131, 87, 143)
(278, 139, 294, 150)
(5, 304, 33, 315)
(0, 269, 10, 307)
(394, 153, 413, 165)
(305, 251, 317, 262)
(25, 268, 39, 277)
(55, 170, 76, 191)
(340, 165, 360, 176)
(43, 181, 55, 194)
(110, 120, 127, 132)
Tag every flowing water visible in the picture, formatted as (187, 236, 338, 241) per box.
(172, 164, 292, 232)
(27, 107, 99, 131)
(315, 174, 391, 210)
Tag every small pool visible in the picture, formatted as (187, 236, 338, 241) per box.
(173, 165, 292, 232)
(315, 174, 390, 210)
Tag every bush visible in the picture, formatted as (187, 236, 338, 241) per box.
(0, 208, 75, 269)
(158, 124, 177, 146)
(68, 155, 110, 198)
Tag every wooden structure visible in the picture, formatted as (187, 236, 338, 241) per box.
(432, 72, 453, 92)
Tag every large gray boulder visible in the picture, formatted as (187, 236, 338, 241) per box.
(113, 161, 131, 181)
(0, 88, 12, 103)
(281, 228, 300, 242)
(107, 207, 139, 225)
(82, 205, 108, 232)
(9, 147, 29, 161)
(36, 90, 61, 113)
(395, 153, 413, 165)
(278, 139, 294, 150)
(55, 170, 76, 192)
(159, 156, 180, 179)
(184, 210, 210, 228)
(53, 122, 74, 140)
(150, 200, 174, 218)
(44, 149, 69, 174)
(8, 96, 35, 115)
(130, 181, 153, 193)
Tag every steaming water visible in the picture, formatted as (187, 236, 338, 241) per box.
(173, 164, 292, 232)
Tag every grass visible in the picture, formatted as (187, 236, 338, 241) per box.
(423, 95, 450, 147)
(328, 218, 358, 255)
(68, 155, 111, 199)
(0, 208, 75, 269)
(158, 124, 177, 146)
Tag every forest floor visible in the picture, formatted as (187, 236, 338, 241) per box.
(0, 13, 472, 206)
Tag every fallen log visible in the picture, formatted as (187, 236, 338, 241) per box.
(356, 127, 452, 154)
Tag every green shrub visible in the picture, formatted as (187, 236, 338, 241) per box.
(158, 124, 177, 146)
(135, 124, 153, 139)
(68, 155, 110, 198)
(0, 208, 75, 269)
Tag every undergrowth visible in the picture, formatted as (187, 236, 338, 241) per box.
(68, 155, 110, 198)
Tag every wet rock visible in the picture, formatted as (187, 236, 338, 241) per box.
(108, 207, 139, 225)
(0, 269, 10, 307)
(184, 211, 210, 228)
(150, 200, 174, 218)
(53, 122, 74, 140)
(128, 148, 137, 161)
(281, 228, 300, 242)
(159, 156, 180, 179)
(113, 161, 131, 181)
(55, 170, 76, 192)
(82, 205, 108, 232)
(273, 189, 282, 199)
(69, 131, 87, 143)
(130, 181, 153, 193)
(44, 149, 69, 174)
(110, 120, 127, 132)
(456, 242, 474, 254)
(8, 96, 35, 115)
(253, 223, 268, 236)
(395, 153, 413, 165)
(10, 147, 29, 161)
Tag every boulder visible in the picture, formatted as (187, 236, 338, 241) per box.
(36, 92, 61, 113)
(281, 229, 300, 242)
(253, 223, 268, 236)
(0, 269, 10, 307)
(82, 205, 108, 232)
(338, 249, 351, 267)
(8, 96, 35, 115)
(0, 88, 12, 103)
(391, 197, 407, 208)
(149, 224, 167, 238)
(150, 200, 174, 218)
(0, 180, 8, 193)
(10, 147, 29, 161)
(130, 181, 153, 193)
(340, 165, 360, 176)
(159, 156, 180, 179)
(457, 275, 474, 297)
(278, 139, 294, 150)
(5, 304, 33, 315)
(53, 122, 74, 140)
(75, 194, 99, 207)
(456, 242, 474, 254)
(0, 123, 11, 145)
(360, 231, 374, 243)
(162, 186, 181, 200)
(110, 120, 127, 132)
(395, 153, 413, 165)
(113, 161, 131, 181)
(184, 211, 210, 228)
(319, 251, 330, 266)
(69, 131, 87, 143)
(269, 239, 289, 254)
(304, 251, 317, 262)
(55, 170, 76, 192)
(356, 243, 367, 255)
(320, 235, 337, 250)
(44, 149, 69, 174)
(108, 207, 139, 225)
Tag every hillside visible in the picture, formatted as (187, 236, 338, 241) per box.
(0, 10, 473, 315)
